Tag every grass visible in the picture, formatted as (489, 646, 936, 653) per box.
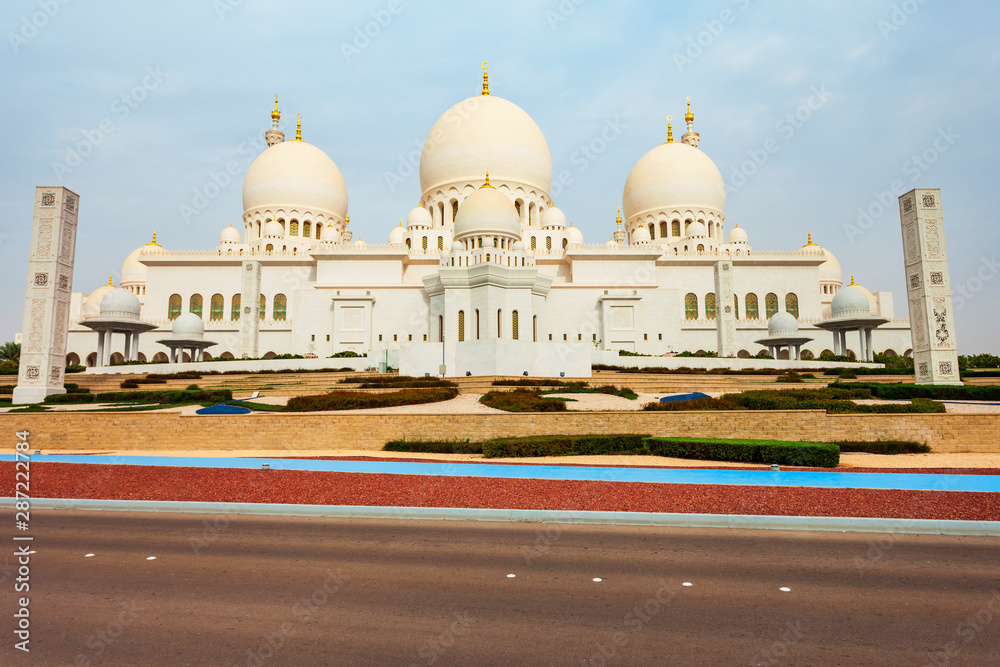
(479, 389, 568, 412)
(286, 387, 457, 411)
(542, 385, 638, 400)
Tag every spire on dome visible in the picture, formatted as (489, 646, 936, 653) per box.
(849, 275, 856, 285)
(481, 172, 494, 189)
(803, 232, 818, 247)
(481, 62, 490, 96)
(107, 275, 113, 286)
(684, 97, 694, 124)
(666, 116, 673, 143)
(148, 232, 160, 247)
(295, 113, 302, 141)
(681, 98, 701, 147)
(616, 208, 622, 229)
(265, 95, 285, 147)
(271, 94, 280, 122)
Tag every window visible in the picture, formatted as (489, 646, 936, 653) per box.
(311, 335, 315, 342)
(563, 333, 567, 341)
(515, 201, 522, 218)
(393, 334, 398, 342)
(304, 221, 311, 238)
(438, 236, 444, 251)
(494, 238, 498, 248)
(546, 236, 552, 251)
(562, 238, 568, 249)
(785, 293, 799, 319)
(548, 334, 552, 341)
(210, 294, 224, 321)
(451, 200, 458, 221)
(594, 333, 598, 341)
(475, 309, 480, 340)
(486, 253, 491, 263)
(672, 220, 681, 237)
(422, 236, 428, 251)
(765, 292, 779, 319)
(189, 294, 203, 318)
(705, 293, 716, 319)
(327, 335, 330, 341)
(497, 309, 502, 338)
(316, 223, 322, 240)
(259, 294, 266, 321)
(231, 294, 241, 321)
(408, 334, 412, 342)
(658, 333, 662, 340)
(648, 223, 655, 239)
(405, 238, 411, 249)
(458, 311, 465, 342)
(697, 244, 705, 252)
(423, 334, 427, 342)
(273, 294, 287, 321)
(478, 238, 483, 248)
(684, 293, 698, 320)
(512, 311, 519, 340)
(530, 237, 536, 251)
(643, 333, 648, 341)
(746, 293, 759, 320)
(290, 220, 299, 236)
(379, 334, 383, 342)
(168, 294, 182, 320)
(733, 294, 739, 320)
(660, 221, 668, 238)
(265, 244, 273, 253)
(534, 316, 539, 343)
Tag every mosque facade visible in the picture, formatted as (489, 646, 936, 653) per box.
(61, 69, 913, 370)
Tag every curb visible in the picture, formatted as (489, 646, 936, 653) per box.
(8, 498, 1000, 536)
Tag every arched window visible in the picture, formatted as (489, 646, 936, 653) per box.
(458, 310, 465, 342)
(533, 315, 537, 342)
(478, 238, 483, 248)
(562, 238, 568, 249)
(304, 221, 311, 238)
(486, 253, 491, 262)
(273, 294, 287, 321)
(451, 200, 459, 221)
(437, 236, 444, 251)
(685, 293, 698, 320)
(512, 310, 519, 340)
(475, 309, 480, 339)
(705, 293, 716, 319)
(289, 220, 299, 236)
(672, 220, 681, 237)
(265, 243, 273, 253)
(746, 293, 759, 320)
(660, 221, 668, 238)
(422, 236, 428, 251)
(189, 294, 203, 318)
(648, 223, 655, 239)
(439, 315, 443, 342)
(497, 309, 502, 338)
(210, 294, 224, 321)
(765, 292, 779, 319)
(546, 236, 552, 251)
(168, 294, 182, 320)
(785, 293, 799, 319)
(515, 201, 522, 218)
(733, 294, 739, 320)
(405, 238, 411, 249)
(315, 223, 322, 240)
(260, 294, 266, 321)
(231, 294, 241, 321)
(493, 238, 498, 248)
(530, 237, 536, 251)
(697, 244, 705, 252)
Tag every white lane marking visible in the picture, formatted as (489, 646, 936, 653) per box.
(84, 554, 95, 557)
(506, 574, 516, 578)
(592, 578, 603, 582)
(780, 587, 791, 592)
(682, 582, 693, 587)
(146, 556, 157, 561)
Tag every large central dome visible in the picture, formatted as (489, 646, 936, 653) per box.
(420, 94, 552, 196)
(243, 140, 348, 218)
(623, 142, 725, 220)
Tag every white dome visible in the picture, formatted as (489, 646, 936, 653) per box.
(420, 95, 552, 195)
(453, 185, 521, 240)
(451, 240, 464, 252)
(623, 142, 725, 220)
(243, 140, 348, 219)
(727, 225, 748, 244)
(263, 220, 283, 237)
(406, 206, 432, 229)
(605, 238, 618, 248)
(220, 225, 241, 244)
(388, 224, 405, 245)
(819, 248, 843, 284)
(172, 312, 204, 337)
(566, 224, 584, 246)
(352, 238, 368, 249)
(82, 281, 117, 320)
(512, 240, 525, 251)
(631, 224, 651, 244)
(768, 311, 799, 337)
(831, 285, 873, 319)
(687, 220, 708, 237)
(121, 244, 155, 285)
(541, 206, 566, 229)
(99, 288, 141, 320)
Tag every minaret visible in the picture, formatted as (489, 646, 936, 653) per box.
(613, 209, 627, 245)
(681, 97, 700, 148)
(265, 94, 285, 147)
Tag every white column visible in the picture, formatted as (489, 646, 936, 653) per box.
(123, 332, 131, 361)
(96, 331, 106, 368)
(103, 332, 113, 367)
(132, 333, 140, 361)
(866, 329, 874, 362)
(857, 329, 866, 363)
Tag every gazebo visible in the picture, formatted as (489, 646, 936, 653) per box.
(157, 312, 217, 363)
(80, 288, 157, 367)
(815, 281, 888, 362)
(754, 312, 813, 361)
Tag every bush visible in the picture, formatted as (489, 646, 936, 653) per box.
(186, 384, 200, 391)
(65, 364, 86, 374)
(479, 389, 568, 412)
(0, 385, 14, 394)
(492, 378, 570, 387)
(839, 382, 1000, 401)
(0, 360, 18, 375)
(286, 387, 457, 411)
(819, 352, 855, 363)
(330, 350, 365, 358)
(835, 440, 931, 454)
(481, 434, 649, 458)
(45, 389, 231, 405)
(359, 378, 456, 389)
(775, 372, 805, 383)
(643, 387, 945, 414)
(644, 396, 741, 411)
(147, 371, 202, 380)
(618, 350, 651, 357)
(645, 437, 840, 468)
(43, 393, 96, 403)
(545, 384, 638, 400)
(120, 380, 140, 389)
(63, 383, 90, 394)
(384, 440, 482, 455)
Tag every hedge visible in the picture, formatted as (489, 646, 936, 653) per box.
(43, 389, 232, 405)
(384, 440, 483, 454)
(838, 382, 1000, 401)
(286, 387, 457, 411)
(643, 388, 946, 414)
(479, 389, 568, 412)
(481, 434, 650, 458)
(338, 375, 456, 388)
(645, 437, 840, 468)
(835, 440, 931, 454)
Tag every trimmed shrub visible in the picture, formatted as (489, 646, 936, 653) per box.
(330, 350, 365, 358)
(43, 393, 95, 403)
(338, 375, 455, 388)
(146, 371, 203, 381)
(842, 382, 1000, 401)
(644, 396, 741, 411)
(63, 383, 90, 394)
(835, 440, 931, 455)
(645, 437, 839, 468)
(286, 387, 457, 411)
(482, 434, 650, 458)
(492, 379, 570, 387)
(479, 389, 568, 412)
(65, 364, 86, 373)
(44, 389, 232, 405)
(185, 384, 200, 390)
(0, 385, 14, 394)
(120, 380, 140, 389)
(384, 440, 483, 455)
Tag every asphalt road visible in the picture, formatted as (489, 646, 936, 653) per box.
(3, 510, 999, 666)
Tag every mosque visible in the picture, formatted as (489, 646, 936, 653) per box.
(61, 66, 913, 373)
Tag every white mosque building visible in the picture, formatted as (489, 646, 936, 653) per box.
(61, 68, 913, 373)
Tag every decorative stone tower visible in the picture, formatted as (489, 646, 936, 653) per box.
(13, 187, 79, 404)
(681, 97, 700, 148)
(714, 259, 736, 357)
(265, 94, 285, 148)
(612, 209, 627, 245)
(239, 260, 262, 358)
(899, 188, 961, 385)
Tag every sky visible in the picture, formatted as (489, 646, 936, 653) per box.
(1, 0, 998, 352)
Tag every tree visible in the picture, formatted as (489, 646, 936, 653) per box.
(0, 342, 19, 365)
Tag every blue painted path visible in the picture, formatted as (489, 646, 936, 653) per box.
(6, 454, 999, 493)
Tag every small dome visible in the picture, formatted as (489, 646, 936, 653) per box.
(82, 281, 118, 320)
(121, 237, 161, 285)
(687, 220, 708, 237)
(453, 184, 521, 240)
(819, 248, 843, 284)
(727, 225, 748, 244)
(605, 238, 618, 248)
(831, 285, 872, 319)
(451, 240, 463, 252)
(566, 224, 584, 246)
(172, 312, 204, 337)
(352, 238, 368, 249)
(512, 240, 525, 251)
(243, 140, 348, 219)
(388, 224, 404, 245)
(406, 206, 432, 229)
(263, 220, 283, 237)
(541, 206, 566, 229)
(631, 224, 651, 244)
(99, 288, 141, 320)
(220, 225, 241, 244)
(768, 311, 799, 337)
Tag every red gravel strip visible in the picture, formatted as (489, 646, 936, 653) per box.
(13, 462, 1000, 521)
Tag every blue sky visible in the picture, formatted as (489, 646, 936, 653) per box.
(1, 0, 998, 352)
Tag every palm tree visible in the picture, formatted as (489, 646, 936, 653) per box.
(0, 341, 20, 365)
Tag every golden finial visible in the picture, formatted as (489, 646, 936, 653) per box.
(148, 231, 160, 247)
(482, 62, 490, 96)
(295, 113, 302, 141)
(685, 97, 694, 124)
(345, 215, 350, 224)
(107, 275, 113, 286)
(271, 94, 280, 121)
(666, 115, 673, 143)
(850, 274, 856, 285)
(803, 232, 818, 247)
(481, 171, 494, 189)
(616, 208, 622, 229)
